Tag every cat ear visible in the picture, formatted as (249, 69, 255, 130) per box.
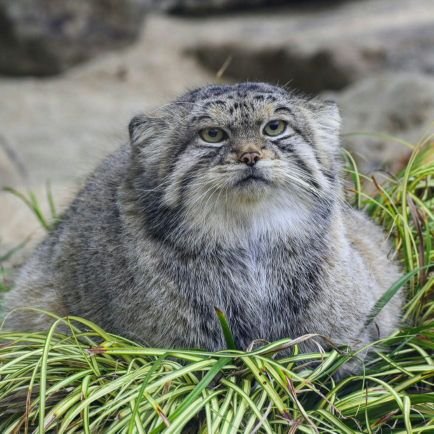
(308, 99, 341, 139)
(128, 114, 167, 147)
(303, 99, 342, 172)
(305, 99, 341, 159)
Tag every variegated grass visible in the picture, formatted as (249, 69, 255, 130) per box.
(0, 137, 432, 433)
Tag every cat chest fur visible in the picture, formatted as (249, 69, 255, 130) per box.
(135, 235, 325, 350)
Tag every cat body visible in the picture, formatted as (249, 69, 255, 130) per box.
(4, 83, 402, 353)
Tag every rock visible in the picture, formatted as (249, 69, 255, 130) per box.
(334, 73, 434, 173)
(187, 0, 434, 93)
(153, 0, 291, 14)
(0, 0, 147, 76)
(192, 44, 363, 93)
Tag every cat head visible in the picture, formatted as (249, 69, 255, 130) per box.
(129, 83, 341, 240)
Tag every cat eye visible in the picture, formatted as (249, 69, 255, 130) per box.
(263, 120, 287, 137)
(199, 127, 227, 143)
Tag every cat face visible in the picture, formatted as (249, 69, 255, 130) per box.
(130, 83, 341, 227)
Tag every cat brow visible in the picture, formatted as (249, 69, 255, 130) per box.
(192, 115, 213, 123)
(274, 106, 294, 116)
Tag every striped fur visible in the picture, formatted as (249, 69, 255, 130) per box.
(4, 83, 402, 367)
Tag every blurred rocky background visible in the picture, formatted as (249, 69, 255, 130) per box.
(1, 0, 433, 263)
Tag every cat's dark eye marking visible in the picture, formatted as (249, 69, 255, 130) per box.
(270, 133, 296, 143)
(195, 115, 212, 123)
(273, 141, 295, 153)
(274, 106, 294, 116)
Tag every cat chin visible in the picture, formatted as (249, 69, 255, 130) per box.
(223, 182, 316, 211)
(192, 204, 312, 245)
(229, 181, 272, 202)
(183, 187, 314, 244)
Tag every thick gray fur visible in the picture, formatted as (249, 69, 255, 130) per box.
(4, 83, 402, 356)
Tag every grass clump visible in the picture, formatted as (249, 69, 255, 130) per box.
(0, 137, 433, 433)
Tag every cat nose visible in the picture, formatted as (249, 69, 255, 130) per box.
(239, 151, 262, 166)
